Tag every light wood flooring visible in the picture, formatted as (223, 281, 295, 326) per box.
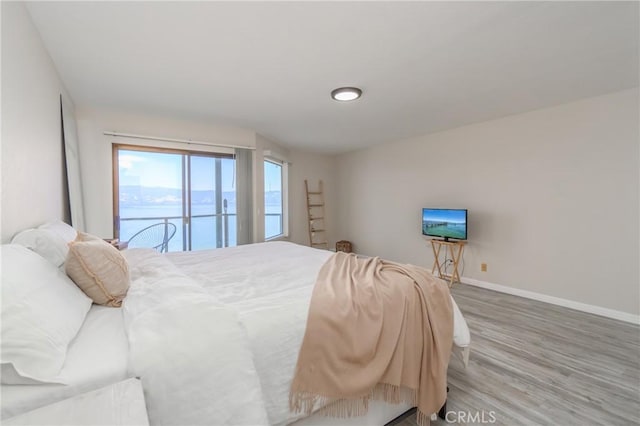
(392, 284, 640, 426)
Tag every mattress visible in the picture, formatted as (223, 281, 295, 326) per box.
(1, 305, 130, 420)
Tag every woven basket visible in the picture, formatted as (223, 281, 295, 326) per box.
(335, 240, 352, 253)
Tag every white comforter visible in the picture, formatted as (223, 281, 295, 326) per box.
(122, 249, 269, 425)
(165, 242, 333, 425)
(123, 242, 470, 426)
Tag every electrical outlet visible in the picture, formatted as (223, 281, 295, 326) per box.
(481, 263, 487, 272)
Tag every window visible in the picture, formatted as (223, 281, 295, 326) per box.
(264, 159, 287, 239)
(114, 145, 236, 251)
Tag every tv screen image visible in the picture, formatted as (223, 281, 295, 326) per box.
(422, 208, 467, 240)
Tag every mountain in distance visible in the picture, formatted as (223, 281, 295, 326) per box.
(119, 185, 236, 206)
(119, 185, 281, 206)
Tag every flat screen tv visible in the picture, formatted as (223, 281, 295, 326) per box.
(422, 208, 467, 241)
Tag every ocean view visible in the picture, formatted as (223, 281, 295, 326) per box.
(120, 197, 282, 252)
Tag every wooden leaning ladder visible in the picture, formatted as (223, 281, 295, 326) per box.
(305, 180, 328, 249)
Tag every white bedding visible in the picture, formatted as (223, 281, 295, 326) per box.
(122, 249, 270, 425)
(161, 241, 470, 426)
(1, 306, 130, 420)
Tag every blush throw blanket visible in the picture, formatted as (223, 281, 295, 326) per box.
(289, 252, 454, 426)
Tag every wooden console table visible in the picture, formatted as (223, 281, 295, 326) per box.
(430, 239, 466, 287)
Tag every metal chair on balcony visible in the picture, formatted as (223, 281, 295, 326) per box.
(127, 222, 177, 253)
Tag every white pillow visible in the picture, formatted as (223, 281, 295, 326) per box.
(39, 220, 77, 243)
(1, 244, 92, 384)
(11, 228, 69, 268)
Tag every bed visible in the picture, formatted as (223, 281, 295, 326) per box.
(2, 227, 470, 426)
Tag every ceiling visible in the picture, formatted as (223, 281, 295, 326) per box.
(26, 1, 639, 154)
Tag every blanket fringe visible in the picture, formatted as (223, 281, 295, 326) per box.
(416, 408, 431, 426)
(290, 383, 432, 425)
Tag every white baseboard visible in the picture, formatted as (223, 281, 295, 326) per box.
(460, 276, 640, 325)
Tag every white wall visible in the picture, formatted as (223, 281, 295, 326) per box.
(287, 150, 338, 248)
(1, 2, 74, 241)
(336, 89, 639, 316)
(254, 134, 338, 246)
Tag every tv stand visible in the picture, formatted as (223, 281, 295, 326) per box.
(430, 239, 466, 287)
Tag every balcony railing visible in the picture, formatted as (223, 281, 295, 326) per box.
(119, 212, 283, 251)
(119, 213, 236, 251)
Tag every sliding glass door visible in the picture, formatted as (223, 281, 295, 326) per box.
(114, 145, 236, 251)
(189, 155, 237, 249)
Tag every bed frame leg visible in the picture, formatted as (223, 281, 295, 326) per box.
(437, 386, 449, 420)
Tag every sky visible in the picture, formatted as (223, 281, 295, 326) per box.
(118, 149, 282, 192)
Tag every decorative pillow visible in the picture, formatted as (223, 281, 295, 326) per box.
(38, 220, 77, 243)
(66, 232, 130, 307)
(1, 244, 92, 384)
(11, 228, 69, 267)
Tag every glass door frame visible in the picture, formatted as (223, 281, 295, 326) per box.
(112, 144, 234, 251)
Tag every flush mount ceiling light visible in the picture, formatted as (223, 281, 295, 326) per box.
(331, 87, 362, 102)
